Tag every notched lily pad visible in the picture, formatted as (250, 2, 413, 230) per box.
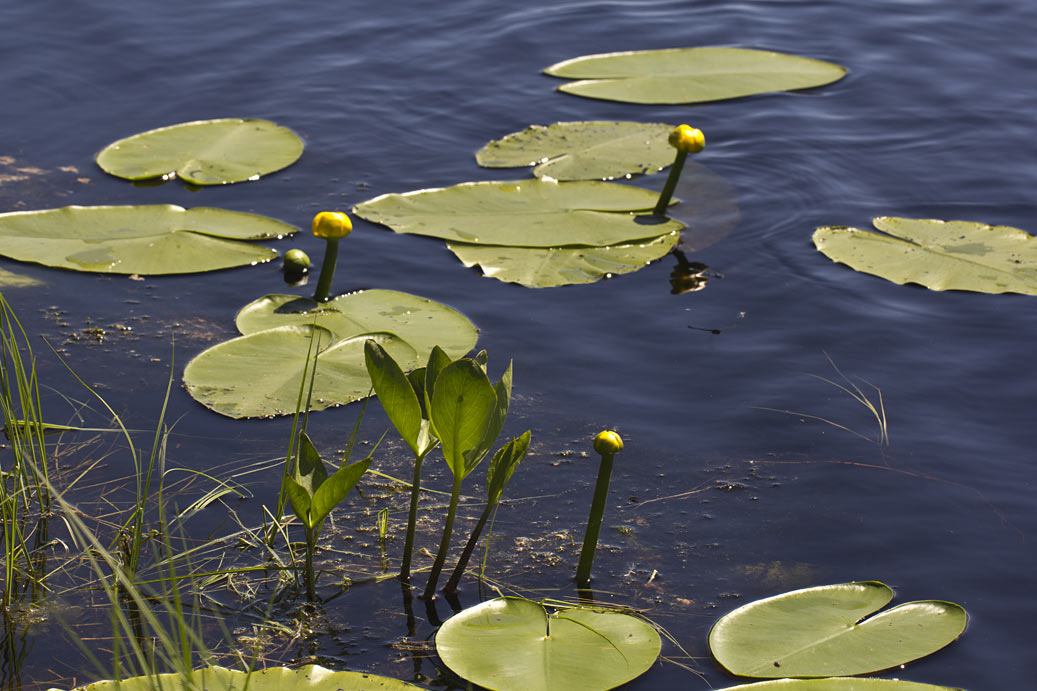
(813, 217, 1037, 294)
(709, 581, 968, 678)
(476, 121, 677, 181)
(54, 663, 425, 690)
(544, 47, 846, 104)
(96, 118, 304, 185)
(448, 232, 679, 288)
(183, 290, 478, 418)
(435, 597, 661, 691)
(0, 204, 294, 274)
(353, 179, 682, 248)
(716, 679, 964, 691)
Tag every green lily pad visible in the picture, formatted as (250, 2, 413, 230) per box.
(708, 581, 968, 678)
(813, 217, 1037, 294)
(96, 118, 304, 185)
(184, 326, 419, 419)
(235, 290, 478, 358)
(435, 597, 660, 691)
(476, 121, 677, 181)
(544, 47, 846, 104)
(353, 179, 683, 248)
(715, 679, 964, 691)
(184, 290, 478, 418)
(0, 204, 293, 274)
(52, 663, 424, 690)
(447, 231, 679, 287)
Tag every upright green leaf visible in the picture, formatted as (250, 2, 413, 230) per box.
(463, 361, 513, 475)
(365, 340, 423, 455)
(353, 179, 683, 248)
(96, 118, 304, 185)
(709, 582, 968, 678)
(310, 456, 372, 528)
(813, 217, 1037, 294)
(430, 359, 496, 477)
(0, 204, 293, 275)
(435, 597, 660, 691)
(423, 345, 453, 432)
(476, 121, 676, 181)
(544, 47, 846, 104)
(487, 430, 531, 503)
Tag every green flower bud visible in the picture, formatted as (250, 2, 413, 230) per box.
(668, 125, 705, 154)
(593, 430, 624, 456)
(312, 211, 353, 240)
(283, 248, 311, 273)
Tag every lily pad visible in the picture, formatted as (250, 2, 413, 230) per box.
(235, 290, 479, 358)
(96, 118, 304, 185)
(0, 204, 293, 274)
(715, 679, 964, 691)
(476, 121, 677, 181)
(53, 663, 424, 690)
(436, 597, 661, 691)
(353, 179, 683, 247)
(544, 47, 846, 104)
(183, 290, 478, 418)
(708, 581, 968, 678)
(447, 231, 679, 287)
(813, 217, 1037, 294)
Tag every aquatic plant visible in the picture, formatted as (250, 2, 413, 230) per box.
(543, 47, 847, 104)
(284, 432, 372, 600)
(310, 211, 352, 302)
(708, 581, 968, 679)
(364, 341, 446, 580)
(475, 121, 678, 181)
(435, 596, 660, 691)
(814, 217, 1037, 294)
(714, 679, 963, 691)
(95, 117, 304, 186)
(423, 353, 513, 599)
(183, 290, 477, 417)
(575, 430, 623, 587)
(443, 428, 530, 594)
(283, 248, 311, 284)
(56, 664, 425, 690)
(0, 204, 294, 274)
(653, 124, 705, 216)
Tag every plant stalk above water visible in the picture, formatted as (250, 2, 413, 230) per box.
(311, 211, 352, 302)
(653, 125, 705, 216)
(576, 430, 623, 587)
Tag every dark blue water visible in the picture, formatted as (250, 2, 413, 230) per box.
(2, 1, 1035, 688)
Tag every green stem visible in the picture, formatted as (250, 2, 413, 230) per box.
(444, 500, 494, 594)
(304, 525, 316, 601)
(575, 452, 615, 587)
(424, 473, 463, 599)
(399, 453, 426, 581)
(313, 237, 340, 302)
(652, 149, 688, 216)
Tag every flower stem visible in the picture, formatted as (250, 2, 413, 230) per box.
(424, 473, 463, 599)
(399, 453, 426, 581)
(653, 149, 688, 216)
(313, 238, 340, 302)
(575, 451, 615, 587)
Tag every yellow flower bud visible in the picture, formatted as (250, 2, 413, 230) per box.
(668, 125, 705, 154)
(593, 430, 624, 456)
(312, 211, 353, 240)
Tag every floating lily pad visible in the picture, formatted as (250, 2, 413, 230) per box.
(54, 663, 424, 690)
(435, 597, 660, 691)
(813, 217, 1037, 294)
(544, 47, 846, 104)
(709, 581, 968, 678)
(715, 679, 964, 691)
(183, 290, 478, 418)
(448, 232, 679, 287)
(353, 179, 683, 248)
(235, 290, 479, 357)
(476, 121, 677, 181)
(0, 204, 293, 274)
(96, 118, 304, 185)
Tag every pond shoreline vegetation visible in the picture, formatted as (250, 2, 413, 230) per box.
(0, 40, 985, 690)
